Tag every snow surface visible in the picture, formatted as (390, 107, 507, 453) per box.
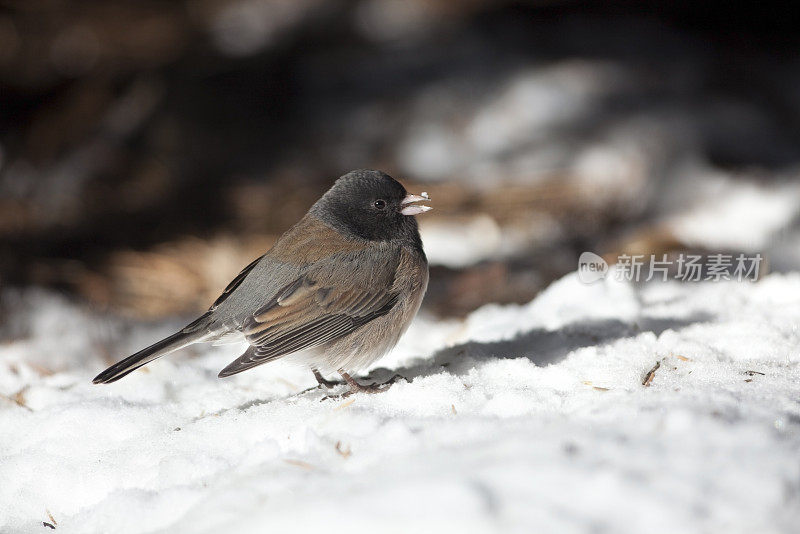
(2, 273, 800, 533)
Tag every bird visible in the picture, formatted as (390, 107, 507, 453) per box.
(93, 169, 431, 396)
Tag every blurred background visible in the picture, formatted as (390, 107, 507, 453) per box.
(1, 0, 799, 322)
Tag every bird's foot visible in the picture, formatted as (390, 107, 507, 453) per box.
(312, 368, 341, 389)
(342, 371, 405, 395)
(319, 372, 406, 401)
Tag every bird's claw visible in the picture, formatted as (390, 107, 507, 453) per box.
(318, 373, 406, 401)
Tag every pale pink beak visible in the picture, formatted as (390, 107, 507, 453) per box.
(400, 192, 432, 216)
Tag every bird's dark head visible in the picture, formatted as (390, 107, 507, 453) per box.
(311, 169, 431, 243)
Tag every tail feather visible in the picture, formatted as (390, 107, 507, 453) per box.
(93, 328, 209, 384)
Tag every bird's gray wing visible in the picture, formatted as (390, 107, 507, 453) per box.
(217, 264, 400, 377)
(208, 254, 265, 312)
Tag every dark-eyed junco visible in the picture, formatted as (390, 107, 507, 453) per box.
(93, 170, 431, 395)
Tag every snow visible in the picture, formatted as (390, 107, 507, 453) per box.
(2, 273, 800, 533)
(420, 215, 517, 268)
(668, 174, 800, 252)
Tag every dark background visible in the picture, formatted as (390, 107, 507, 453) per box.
(1, 0, 798, 319)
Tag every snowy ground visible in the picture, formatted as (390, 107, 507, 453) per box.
(2, 272, 800, 534)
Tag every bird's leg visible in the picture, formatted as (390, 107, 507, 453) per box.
(339, 370, 405, 395)
(312, 368, 340, 389)
(319, 371, 405, 401)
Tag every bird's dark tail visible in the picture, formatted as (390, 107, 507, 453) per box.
(93, 318, 212, 384)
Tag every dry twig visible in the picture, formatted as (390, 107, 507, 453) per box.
(642, 361, 661, 387)
(335, 441, 351, 459)
(283, 459, 315, 470)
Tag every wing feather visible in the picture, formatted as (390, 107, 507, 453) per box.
(218, 273, 399, 377)
(209, 255, 264, 311)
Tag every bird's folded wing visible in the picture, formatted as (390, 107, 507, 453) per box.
(208, 254, 265, 312)
(217, 275, 398, 377)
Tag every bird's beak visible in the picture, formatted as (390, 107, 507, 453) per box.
(400, 192, 432, 216)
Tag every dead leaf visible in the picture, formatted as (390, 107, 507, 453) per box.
(0, 392, 33, 411)
(13, 386, 28, 407)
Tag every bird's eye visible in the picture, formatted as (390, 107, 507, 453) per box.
(373, 199, 387, 210)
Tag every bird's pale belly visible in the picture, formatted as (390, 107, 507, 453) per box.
(307, 250, 428, 373)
